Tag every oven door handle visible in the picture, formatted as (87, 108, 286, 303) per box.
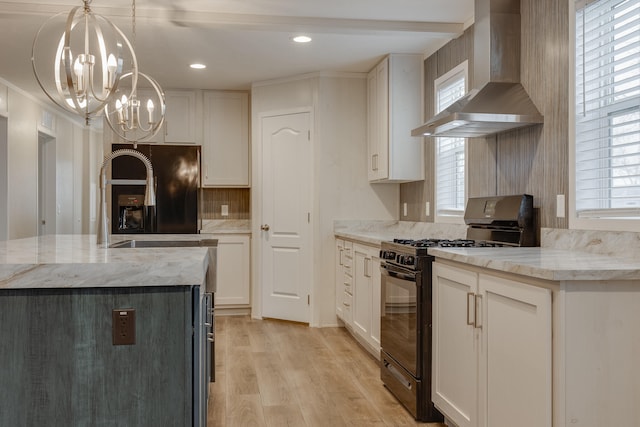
(380, 263, 417, 281)
(383, 359, 413, 390)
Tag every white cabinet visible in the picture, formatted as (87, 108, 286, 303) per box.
(367, 54, 424, 183)
(107, 89, 197, 144)
(348, 242, 381, 357)
(162, 90, 197, 144)
(202, 91, 250, 187)
(335, 238, 353, 325)
(211, 234, 251, 310)
(432, 262, 552, 427)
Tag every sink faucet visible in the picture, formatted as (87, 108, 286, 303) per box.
(97, 148, 156, 247)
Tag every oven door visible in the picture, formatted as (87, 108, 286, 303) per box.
(380, 262, 422, 377)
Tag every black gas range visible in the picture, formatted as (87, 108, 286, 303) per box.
(381, 238, 511, 270)
(379, 194, 535, 422)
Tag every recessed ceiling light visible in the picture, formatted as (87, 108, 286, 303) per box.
(292, 35, 312, 43)
(190, 63, 206, 69)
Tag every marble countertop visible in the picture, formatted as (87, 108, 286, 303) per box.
(0, 235, 211, 290)
(334, 220, 467, 246)
(334, 221, 640, 282)
(428, 247, 640, 281)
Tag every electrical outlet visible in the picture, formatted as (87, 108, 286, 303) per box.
(556, 194, 566, 218)
(112, 309, 136, 345)
(221, 205, 229, 217)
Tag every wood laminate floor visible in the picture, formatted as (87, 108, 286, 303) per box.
(208, 315, 446, 427)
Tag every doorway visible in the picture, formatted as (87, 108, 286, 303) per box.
(38, 131, 56, 236)
(259, 111, 312, 323)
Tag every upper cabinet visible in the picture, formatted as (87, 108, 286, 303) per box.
(162, 90, 197, 144)
(367, 54, 424, 183)
(202, 91, 250, 187)
(105, 89, 197, 145)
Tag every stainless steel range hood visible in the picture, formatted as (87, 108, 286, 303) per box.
(412, 0, 543, 139)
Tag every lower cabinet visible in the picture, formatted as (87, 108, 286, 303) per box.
(211, 234, 251, 311)
(335, 238, 353, 324)
(335, 238, 381, 358)
(432, 261, 552, 427)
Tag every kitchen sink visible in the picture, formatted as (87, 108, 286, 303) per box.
(109, 239, 218, 248)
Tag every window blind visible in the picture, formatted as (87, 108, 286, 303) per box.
(436, 71, 467, 215)
(575, 0, 640, 216)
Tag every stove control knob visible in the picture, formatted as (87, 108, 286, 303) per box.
(403, 256, 415, 266)
(381, 251, 396, 260)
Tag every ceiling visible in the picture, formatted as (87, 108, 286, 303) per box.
(0, 0, 473, 104)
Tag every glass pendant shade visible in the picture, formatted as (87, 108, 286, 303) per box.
(32, 0, 138, 122)
(104, 71, 166, 143)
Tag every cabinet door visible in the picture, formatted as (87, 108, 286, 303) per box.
(375, 58, 389, 179)
(202, 91, 249, 186)
(335, 239, 345, 320)
(352, 247, 371, 339)
(432, 262, 478, 427)
(369, 253, 381, 349)
(478, 274, 552, 427)
(367, 70, 379, 181)
(163, 90, 197, 144)
(213, 235, 251, 307)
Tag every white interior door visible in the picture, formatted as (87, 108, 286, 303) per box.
(260, 111, 312, 323)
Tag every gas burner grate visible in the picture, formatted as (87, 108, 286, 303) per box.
(438, 239, 477, 247)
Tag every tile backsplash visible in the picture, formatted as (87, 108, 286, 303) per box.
(201, 188, 250, 219)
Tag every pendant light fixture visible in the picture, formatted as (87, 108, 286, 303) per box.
(104, 0, 166, 144)
(32, 0, 138, 123)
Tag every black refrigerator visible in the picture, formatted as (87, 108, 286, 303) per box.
(111, 143, 200, 234)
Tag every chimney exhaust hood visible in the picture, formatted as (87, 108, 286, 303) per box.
(412, 0, 543, 139)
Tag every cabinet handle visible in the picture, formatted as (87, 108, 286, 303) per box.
(474, 294, 483, 329)
(365, 257, 371, 278)
(467, 292, 475, 326)
(372, 154, 379, 171)
(339, 248, 344, 266)
(343, 301, 351, 307)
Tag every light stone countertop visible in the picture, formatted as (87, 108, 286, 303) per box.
(334, 221, 640, 282)
(428, 247, 640, 282)
(0, 234, 211, 290)
(334, 220, 467, 246)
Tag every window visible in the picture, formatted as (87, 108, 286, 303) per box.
(435, 61, 468, 219)
(575, 0, 640, 219)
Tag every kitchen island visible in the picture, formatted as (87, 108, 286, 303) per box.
(0, 234, 214, 427)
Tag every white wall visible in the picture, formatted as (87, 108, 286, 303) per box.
(251, 73, 399, 327)
(0, 77, 101, 240)
(7, 87, 40, 238)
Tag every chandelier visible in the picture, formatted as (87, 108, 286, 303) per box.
(104, 0, 166, 144)
(32, 0, 138, 123)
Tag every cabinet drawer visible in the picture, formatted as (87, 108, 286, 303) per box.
(343, 273, 353, 293)
(342, 291, 353, 311)
(344, 241, 353, 256)
(343, 255, 352, 269)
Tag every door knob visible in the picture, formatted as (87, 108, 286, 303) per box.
(261, 224, 270, 231)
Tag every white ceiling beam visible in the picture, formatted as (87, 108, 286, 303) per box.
(0, 2, 464, 36)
